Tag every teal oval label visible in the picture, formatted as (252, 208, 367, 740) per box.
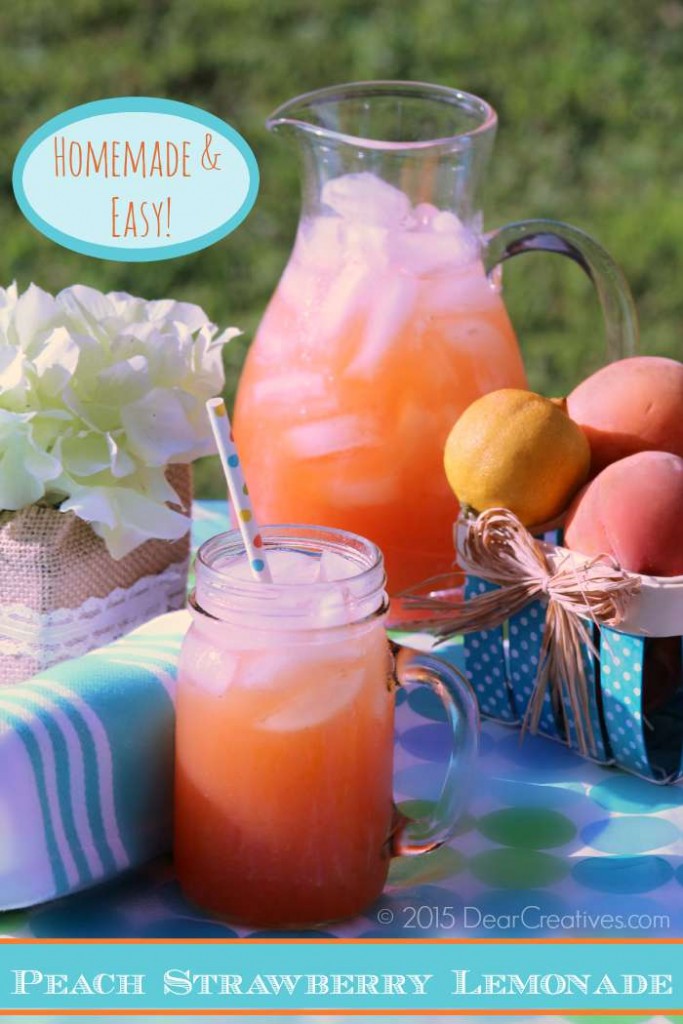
(12, 97, 259, 262)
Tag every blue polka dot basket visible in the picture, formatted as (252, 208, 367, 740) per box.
(459, 532, 683, 784)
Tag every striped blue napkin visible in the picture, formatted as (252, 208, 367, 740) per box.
(0, 609, 190, 911)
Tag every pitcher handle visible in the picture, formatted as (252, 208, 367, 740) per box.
(389, 641, 479, 857)
(484, 219, 639, 361)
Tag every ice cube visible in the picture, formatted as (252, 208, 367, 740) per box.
(322, 172, 412, 226)
(393, 230, 470, 275)
(428, 261, 494, 314)
(345, 272, 418, 377)
(315, 584, 356, 629)
(277, 220, 346, 310)
(235, 649, 289, 690)
(226, 549, 323, 588)
(269, 549, 322, 585)
(188, 650, 239, 696)
(341, 222, 391, 262)
(317, 549, 359, 582)
(259, 664, 366, 732)
(314, 260, 372, 345)
(432, 210, 463, 234)
(295, 216, 345, 269)
(414, 202, 439, 228)
(221, 557, 258, 583)
(286, 414, 380, 460)
(276, 256, 319, 308)
(327, 472, 402, 508)
(250, 371, 329, 407)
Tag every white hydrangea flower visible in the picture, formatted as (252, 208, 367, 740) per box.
(0, 281, 239, 558)
(0, 409, 63, 509)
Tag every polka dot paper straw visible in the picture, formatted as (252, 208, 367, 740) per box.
(205, 397, 273, 583)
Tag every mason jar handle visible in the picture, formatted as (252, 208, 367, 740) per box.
(389, 641, 479, 857)
(484, 219, 639, 360)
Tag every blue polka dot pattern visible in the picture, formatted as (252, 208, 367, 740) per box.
(406, 681, 447, 722)
(465, 573, 652, 773)
(572, 855, 675, 894)
(591, 775, 683, 814)
(400, 722, 453, 763)
(600, 627, 652, 778)
(463, 577, 517, 722)
(585, 641, 611, 762)
(507, 600, 559, 737)
(487, 775, 588, 812)
(580, 815, 680, 854)
(560, 634, 610, 764)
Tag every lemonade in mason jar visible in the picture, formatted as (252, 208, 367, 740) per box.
(174, 525, 478, 927)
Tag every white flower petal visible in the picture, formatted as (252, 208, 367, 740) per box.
(57, 431, 113, 477)
(120, 387, 205, 465)
(14, 283, 62, 350)
(60, 485, 189, 558)
(59, 485, 118, 529)
(0, 283, 18, 336)
(0, 411, 62, 509)
(57, 284, 118, 325)
(146, 298, 212, 332)
(32, 327, 80, 395)
(148, 333, 196, 388)
(0, 283, 18, 309)
(0, 449, 48, 508)
(103, 291, 148, 323)
(30, 408, 76, 450)
(95, 355, 151, 404)
(209, 326, 242, 350)
(106, 432, 137, 478)
(0, 344, 31, 408)
(139, 465, 183, 504)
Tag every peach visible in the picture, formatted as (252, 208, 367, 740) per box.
(564, 451, 683, 577)
(567, 356, 683, 474)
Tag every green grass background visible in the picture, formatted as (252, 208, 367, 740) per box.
(0, 0, 681, 496)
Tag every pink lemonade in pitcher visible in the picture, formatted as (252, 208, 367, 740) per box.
(234, 83, 637, 596)
(234, 172, 526, 594)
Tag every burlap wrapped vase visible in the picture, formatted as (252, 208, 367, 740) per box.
(0, 465, 192, 685)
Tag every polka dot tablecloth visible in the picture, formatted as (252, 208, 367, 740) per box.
(2, 503, 682, 940)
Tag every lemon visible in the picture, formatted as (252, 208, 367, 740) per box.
(444, 389, 590, 527)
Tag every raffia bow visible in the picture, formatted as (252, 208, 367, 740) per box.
(403, 508, 642, 757)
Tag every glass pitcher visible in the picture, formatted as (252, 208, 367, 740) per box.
(233, 81, 638, 595)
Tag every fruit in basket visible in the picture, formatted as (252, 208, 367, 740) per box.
(443, 388, 591, 527)
(567, 356, 683, 474)
(564, 450, 683, 576)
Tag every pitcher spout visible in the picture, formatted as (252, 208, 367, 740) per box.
(266, 80, 498, 226)
(266, 80, 497, 147)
